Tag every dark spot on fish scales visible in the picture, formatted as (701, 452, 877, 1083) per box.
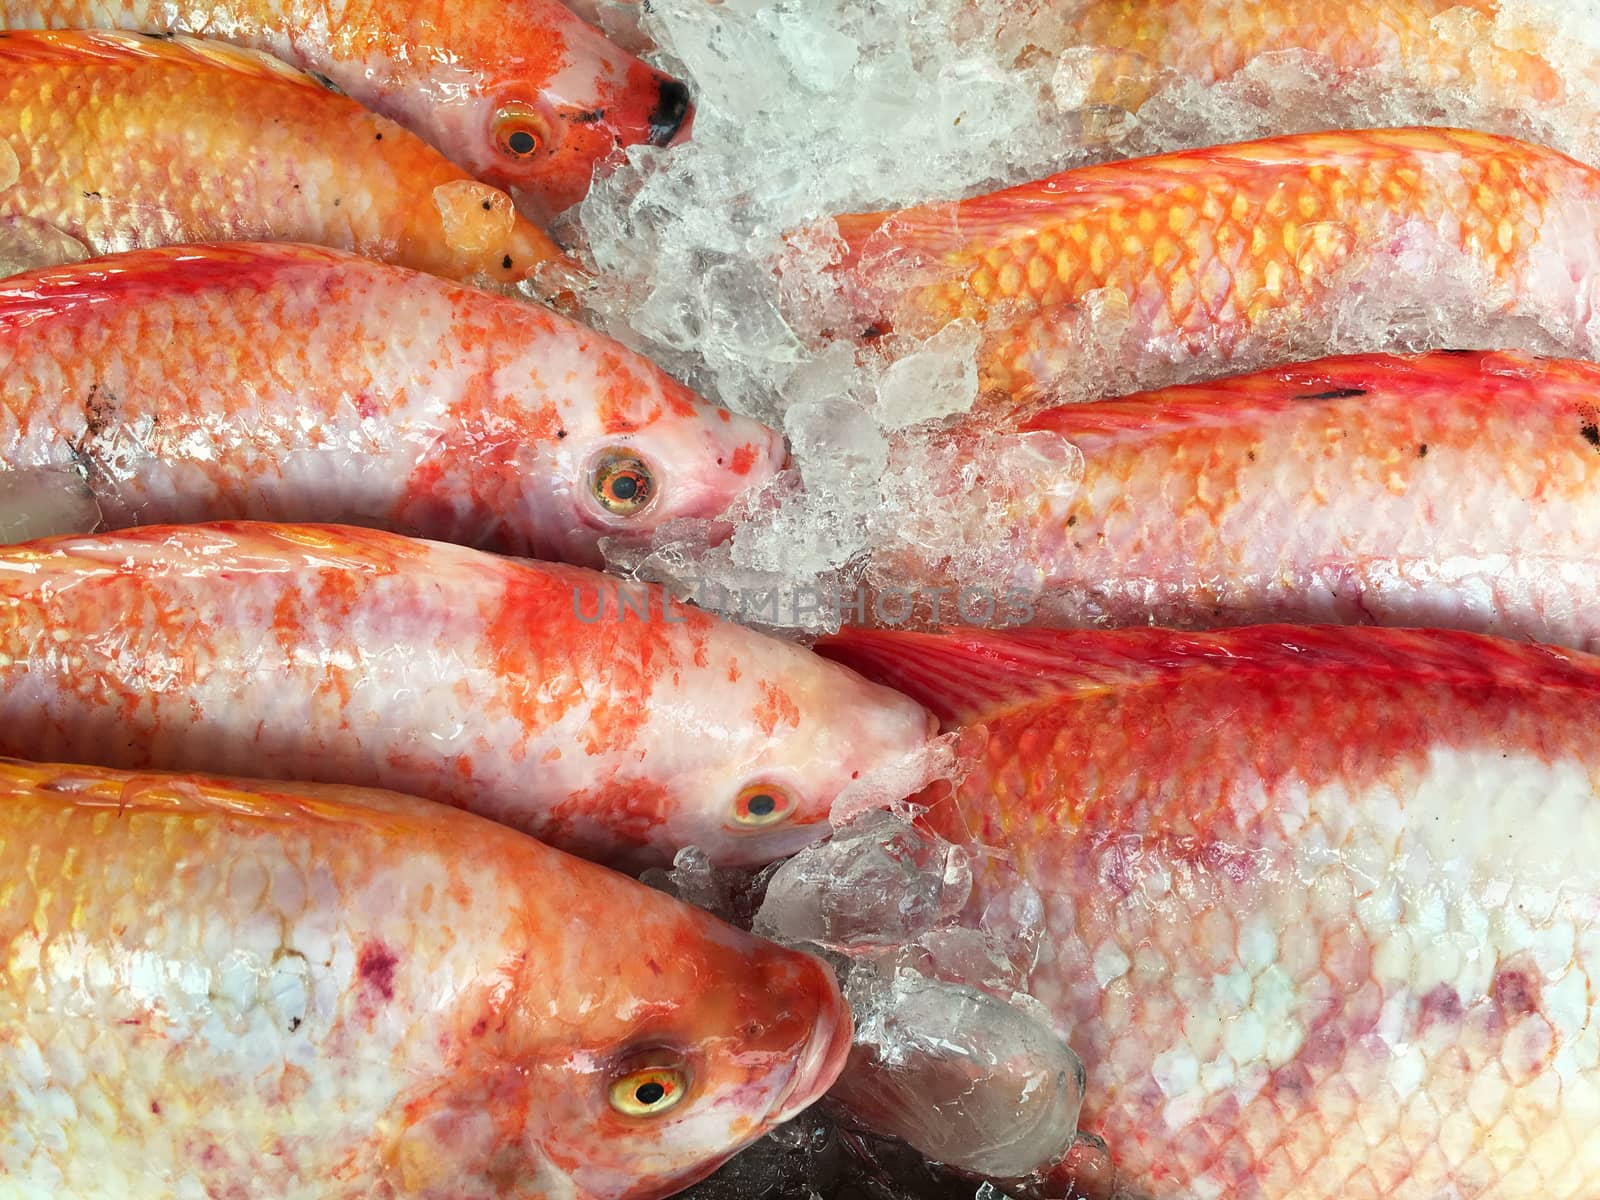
(357, 941, 398, 1001)
(82, 191, 102, 201)
(83, 384, 115, 441)
(1583, 423, 1600, 448)
(1441, 348, 1472, 355)
(288, 1017, 301, 1033)
(482, 199, 493, 212)
(1417, 444, 1428, 458)
(150, 1100, 161, 1115)
(1293, 387, 1368, 401)
(503, 256, 514, 271)
(570, 108, 605, 124)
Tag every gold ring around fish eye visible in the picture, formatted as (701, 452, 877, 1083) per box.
(732, 783, 792, 828)
(609, 1066, 688, 1117)
(493, 106, 549, 159)
(591, 449, 656, 517)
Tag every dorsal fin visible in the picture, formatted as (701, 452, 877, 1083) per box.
(0, 29, 328, 88)
(0, 754, 446, 833)
(0, 243, 393, 335)
(816, 624, 1600, 727)
(1017, 349, 1581, 437)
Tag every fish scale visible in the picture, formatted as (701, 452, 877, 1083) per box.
(818, 624, 1600, 1200)
(0, 758, 852, 1199)
(831, 128, 1600, 402)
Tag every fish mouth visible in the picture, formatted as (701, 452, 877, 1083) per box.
(649, 78, 695, 147)
(771, 970, 854, 1124)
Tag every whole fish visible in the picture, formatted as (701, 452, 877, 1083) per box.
(882, 350, 1600, 650)
(821, 623, 1600, 1200)
(0, 0, 693, 218)
(1005, 0, 1587, 117)
(0, 242, 781, 564)
(0, 756, 851, 1199)
(0, 31, 563, 287)
(828, 127, 1600, 404)
(0, 521, 936, 870)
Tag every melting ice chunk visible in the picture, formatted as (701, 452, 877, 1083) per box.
(754, 810, 973, 950)
(831, 964, 1085, 1180)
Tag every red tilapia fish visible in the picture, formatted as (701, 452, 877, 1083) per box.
(0, 31, 562, 287)
(0, 757, 850, 1199)
(828, 128, 1600, 404)
(821, 623, 1600, 1200)
(0, 0, 692, 217)
(0, 522, 935, 870)
(887, 350, 1600, 649)
(0, 242, 780, 564)
(1003, 0, 1590, 117)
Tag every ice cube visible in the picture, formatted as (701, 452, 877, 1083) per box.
(831, 965, 1084, 1179)
(753, 811, 972, 951)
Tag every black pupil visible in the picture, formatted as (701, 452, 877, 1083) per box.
(508, 129, 538, 155)
(747, 793, 777, 817)
(635, 1081, 666, 1106)
(610, 474, 639, 501)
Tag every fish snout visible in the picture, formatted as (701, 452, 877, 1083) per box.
(648, 77, 695, 147)
(769, 954, 854, 1123)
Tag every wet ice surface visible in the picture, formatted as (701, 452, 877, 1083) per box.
(559, 0, 1600, 639)
(562, 0, 1600, 1194)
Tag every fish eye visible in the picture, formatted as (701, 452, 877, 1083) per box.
(732, 783, 793, 829)
(493, 106, 548, 159)
(591, 449, 656, 517)
(609, 1066, 689, 1118)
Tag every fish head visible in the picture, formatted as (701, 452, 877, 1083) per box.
(511, 881, 852, 1198)
(640, 650, 942, 870)
(509, 341, 786, 567)
(433, 0, 695, 219)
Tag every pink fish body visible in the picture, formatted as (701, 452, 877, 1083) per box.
(0, 521, 935, 870)
(822, 624, 1600, 1200)
(0, 756, 850, 1199)
(0, 243, 782, 566)
(902, 350, 1600, 650)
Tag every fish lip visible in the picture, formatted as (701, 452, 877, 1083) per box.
(770, 968, 854, 1123)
